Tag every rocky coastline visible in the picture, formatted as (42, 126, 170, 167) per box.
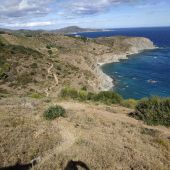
(95, 37, 156, 91)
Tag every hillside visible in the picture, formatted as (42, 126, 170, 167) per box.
(0, 32, 154, 97)
(0, 32, 169, 170)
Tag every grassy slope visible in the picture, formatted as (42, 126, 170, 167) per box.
(0, 97, 169, 170)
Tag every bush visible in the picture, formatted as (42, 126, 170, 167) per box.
(46, 45, 51, 49)
(60, 87, 79, 99)
(93, 91, 123, 104)
(121, 99, 138, 109)
(43, 105, 66, 120)
(131, 96, 170, 126)
(28, 92, 45, 99)
(60, 87, 123, 105)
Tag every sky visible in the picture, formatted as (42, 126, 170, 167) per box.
(0, 0, 170, 30)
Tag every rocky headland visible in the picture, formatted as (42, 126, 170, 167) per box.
(95, 37, 155, 90)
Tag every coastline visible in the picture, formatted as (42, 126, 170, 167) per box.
(96, 47, 156, 91)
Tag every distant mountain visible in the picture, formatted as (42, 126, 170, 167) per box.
(51, 26, 101, 34)
(0, 26, 101, 36)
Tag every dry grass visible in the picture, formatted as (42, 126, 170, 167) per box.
(0, 97, 169, 170)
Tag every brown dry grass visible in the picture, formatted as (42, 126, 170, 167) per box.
(0, 97, 170, 170)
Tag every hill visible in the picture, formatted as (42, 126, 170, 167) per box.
(0, 26, 101, 36)
(51, 26, 101, 34)
(0, 32, 169, 170)
(0, 32, 154, 97)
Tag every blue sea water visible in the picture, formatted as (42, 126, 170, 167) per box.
(76, 27, 170, 99)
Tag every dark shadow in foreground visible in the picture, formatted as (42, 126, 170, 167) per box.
(0, 159, 37, 170)
(65, 160, 90, 170)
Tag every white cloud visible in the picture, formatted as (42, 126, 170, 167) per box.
(0, 0, 52, 18)
(61, 0, 134, 15)
(3, 21, 55, 28)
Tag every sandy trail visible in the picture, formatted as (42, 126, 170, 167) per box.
(45, 63, 59, 97)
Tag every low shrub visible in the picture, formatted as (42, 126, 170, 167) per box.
(28, 92, 45, 99)
(121, 99, 138, 109)
(131, 96, 170, 126)
(93, 91, 123, 104)
(60, 87, 123, 104)
(60, 87, 79, 99)
(43, 105, 66, 120)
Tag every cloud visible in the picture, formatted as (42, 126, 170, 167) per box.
(61, 0, 135, 15)
(0, 0, 52, 18)
(0, 0, 168, 29)
(14, 21, 54, 27)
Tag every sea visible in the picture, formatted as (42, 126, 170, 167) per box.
(74, 27, 170, 99)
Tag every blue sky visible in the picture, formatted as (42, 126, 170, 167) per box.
(0, 0, 170, 29)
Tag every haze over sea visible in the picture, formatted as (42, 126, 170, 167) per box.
(76, 27, 170, 99)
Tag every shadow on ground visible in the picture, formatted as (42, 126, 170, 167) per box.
(65, 160, 90, 170)
(0, 159, 37, 170)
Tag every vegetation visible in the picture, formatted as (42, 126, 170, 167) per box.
(121, 99, 138, 109)
(27, 92, 45, 99)
(60, 87, 123, 104)
(16, 73, 33, 85)
(43, 105, 66, 120)
(61, 88, 170, 127)
(131, 96, 170, 126)
(48, 50, 53, 54)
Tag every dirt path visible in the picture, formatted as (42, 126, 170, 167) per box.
(45, 63, 59, 97)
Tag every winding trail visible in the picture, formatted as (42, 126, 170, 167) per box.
(45, 63, 59, 97)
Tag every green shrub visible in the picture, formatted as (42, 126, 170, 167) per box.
(60, 87, 79, 99)
(28, 92, 45, 99)
(121, 99, 138, 109)
(43, 105, 66, 120)
(78, 90, 88, 101)
(60, 87, 123, 105)
(131, 96, 170, 126)
(46, 45, 51, 49)
(93, 91, 123, 104)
